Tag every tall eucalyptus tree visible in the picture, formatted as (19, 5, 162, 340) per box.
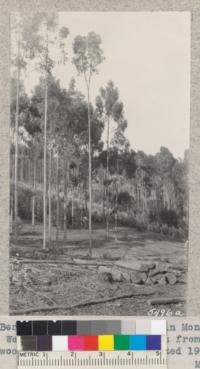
(72, 32, 104, 255)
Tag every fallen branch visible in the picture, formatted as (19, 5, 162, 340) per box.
(147, 297, 186, 306)
(115, 261, 142, 272)
(17, 259, 113, 267)
(168, 266, 187, 272)
(12, 291, 154, 315)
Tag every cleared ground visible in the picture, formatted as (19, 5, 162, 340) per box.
(10, 225, 187, 316)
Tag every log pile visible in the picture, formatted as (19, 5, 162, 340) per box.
(135, 262, 181, 285)
(98, 261, 187, 286)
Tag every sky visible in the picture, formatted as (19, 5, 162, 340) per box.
(24, 12, 190, 159)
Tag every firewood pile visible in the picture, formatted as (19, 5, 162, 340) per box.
(98, 260, 187, 285)
(134, 261, 186, 285)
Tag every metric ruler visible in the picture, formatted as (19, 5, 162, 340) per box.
(18, 349, 167, 369)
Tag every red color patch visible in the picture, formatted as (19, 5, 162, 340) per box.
(84, 336, 98, 351)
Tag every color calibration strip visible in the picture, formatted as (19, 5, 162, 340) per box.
(16, 319, 166, 336)
(17, 334, 162, 352)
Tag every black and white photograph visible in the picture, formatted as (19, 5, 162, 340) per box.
(9, 12, 190, 315)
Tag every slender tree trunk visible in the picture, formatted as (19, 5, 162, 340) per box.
(136, 170, 139, 211)
(14, 39, 20, 245)
(43, 74, 48, 250)
(48, 148, 52, 246)
(28, 157, 31, 183)
(20, 148, 23, 181)
(32, 156, 36, 232)
(56, 155, 59, 243)
(102, 170, 106, 221)
(85, 193, 87, 214)
(106, 116, 110, 240)
(32, 196, 35, 231)
(115, 156, 119, 242)
(71, 189, 74, 227)
(43, 86, 47, 249)
(10, 206, 13, 234)
(40, 159, 42, 184)
(102, 185, 105, 218)
(63, 145, 67, 242)
(26, 156, 28, 182)
(80, 184, 83, 227)
(43, 25, 48, 250)
(87, 86, 92, 256)
(71, 168, 73, 226)
(84, 181, 88, 213)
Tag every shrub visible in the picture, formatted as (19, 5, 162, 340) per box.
(147, 222, 161, 233)
(168, 225, 176, 237)
(92, 211, 105, 225)
(159, 208, 178, 227)
(135, 221, 146, 232)
(118, 191, 132, 206)
(149, 209, 158, 223)
(35, 192, 43, 222)
(160, 224, 169, 235)
(173, 226, 186, 241)
(18, 187, 33, 221)
(117, 211, 135, 227)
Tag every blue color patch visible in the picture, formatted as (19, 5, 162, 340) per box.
(130, 335, 146, 350)
(146, 335, 161, 350)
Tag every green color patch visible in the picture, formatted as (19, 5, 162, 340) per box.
(114, 335, 130, 350)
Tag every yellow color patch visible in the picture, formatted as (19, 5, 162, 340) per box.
(98, 335, 114, 351)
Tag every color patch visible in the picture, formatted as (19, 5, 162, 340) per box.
(146, 335, 161, 350)
(84, 336, 98, 351)
(98, 335, 114, 351)
(68, 336, 84, 351)
(105, 321, 121, 334)
(17, 321, 32, 336)
(114, 335, 130, 350)
(62, 321, 77, 335)
(52, 336, 68, 351)
(47, 321, 61, 336)
(130, 335, 146, 350)
(77, 321, 91, 335)
(17, 337, 22, 351)
(18, 336, 36, 351)
(33, 321, 47, 336)
(37, 336, 52, 351)
(90, 321, 107, 335)
(150, 320, 166, 335)
(136, 320, 151, 334)
(121, 320, 136, 334)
